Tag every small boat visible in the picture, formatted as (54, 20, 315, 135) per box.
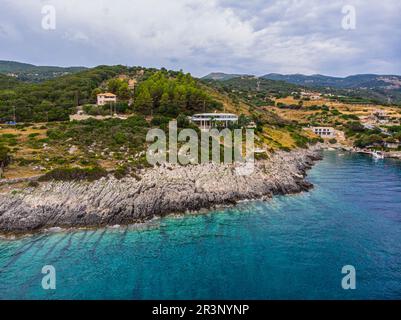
(371, 150, 385, 159)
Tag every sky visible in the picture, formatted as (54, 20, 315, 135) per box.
(0, 0, 400, 77)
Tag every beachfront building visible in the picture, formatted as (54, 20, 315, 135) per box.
(300, 91, 321, 100)
(311, 127, 336, 138)
(191, 113, 238, 130)
(97, 93, 117, 106)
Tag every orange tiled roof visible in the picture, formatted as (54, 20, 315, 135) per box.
(97, 92, 117, 97)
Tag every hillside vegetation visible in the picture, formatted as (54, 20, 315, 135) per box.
(202, 76, 300, 108)
(0, 65, 321, 180)
(0, 65, 133, 122)
(0, 65, 226, 123)
(262, 73, 401, 105)
(0, 60, 87, 82)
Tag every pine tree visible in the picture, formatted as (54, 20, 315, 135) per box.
(159, 92, 170, 114)
(134, 86, 153, 115)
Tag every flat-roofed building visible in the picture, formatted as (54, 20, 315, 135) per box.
(311, 126, 336, 138)
(191, 113, 238, 130)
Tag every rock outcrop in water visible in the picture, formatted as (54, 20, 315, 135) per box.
(0, 148, 322, 234)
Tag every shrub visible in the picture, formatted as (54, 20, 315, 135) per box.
(113, 132, 127, 145)
(27, 181, 39, 188)
(344, 122, 365, 134)
(279, 146, 291, 152)
(113, 165, 129, 179)
(151, 115, 171, 127)
(126, 115, 149, 128)
(0, 144, 11, 178)
(83, 104, 110, 116)
(291, 132, 309, 148)
(47, 129, 66, 140)
(177, 114, 190, 128)
(2, 134, 12, 139)
(341, 114, 359, 120)
(354, 134, 384, 148)
(255, 152, 269, 160)
(115, 102, 129, 114)
(328, 138, 337, 144)
(39, 166, 108, 182)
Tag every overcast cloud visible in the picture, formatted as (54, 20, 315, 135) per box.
(0, 0, 400, 77)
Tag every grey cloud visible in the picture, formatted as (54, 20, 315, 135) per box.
(0, 0, 400, 76)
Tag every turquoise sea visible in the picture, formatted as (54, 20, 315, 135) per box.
(0, 151, 401, 300)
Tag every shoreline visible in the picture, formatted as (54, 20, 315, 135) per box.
(326, 144, 401, 160)
(0, 202, 265, 240)
(0, 147, 323, 236)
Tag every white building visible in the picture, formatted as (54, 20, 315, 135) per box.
(310, 95, 322, 100)
(311, 127, 336, 138)
(97, 93, 117, 106)
(191, 113, 238, 130)
(384, 141, 400, 149)
(300, 91, 321, 100)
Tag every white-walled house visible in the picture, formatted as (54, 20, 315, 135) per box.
(300, 91, 321, 100)
(310, 127, 336, 138)
(97, 93, 117, 106)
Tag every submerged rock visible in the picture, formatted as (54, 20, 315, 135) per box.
(0, 148, 322, 234)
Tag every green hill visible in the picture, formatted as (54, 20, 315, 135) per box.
(202, 72, 251, 81)
(0, 65, 127, 122)
(0, 60, 87, 83)
(0, 74, 21, 90)
(0, 64, 322, 179)
(262, 73, 401, 105)
(0, 65, 227, 122)
(262, 73, 401, 89)
(202, 76, 301, 107)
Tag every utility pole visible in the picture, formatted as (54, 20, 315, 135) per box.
(13, 106, 16, 123)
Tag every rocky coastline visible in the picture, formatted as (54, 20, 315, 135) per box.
(0, 147, 323, 235)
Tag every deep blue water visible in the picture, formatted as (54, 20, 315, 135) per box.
(1, 151, 401, 300)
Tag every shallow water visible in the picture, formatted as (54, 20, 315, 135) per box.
(1, 151, 401, 299)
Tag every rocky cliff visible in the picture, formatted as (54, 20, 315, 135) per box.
(0, 148, 322, 235)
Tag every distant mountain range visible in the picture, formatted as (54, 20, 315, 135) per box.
(202, 72, 253, 81)
(203, 72, 401, 104)
(0, 60, 87, 82)
(2, 61, 401, 104)
(203, 72, 401, 90)
(261, 73, 401, 90)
